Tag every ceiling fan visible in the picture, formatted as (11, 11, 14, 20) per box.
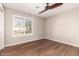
(39, 3, 63, 14)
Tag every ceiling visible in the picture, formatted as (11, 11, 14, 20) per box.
(3, 3, 79, 18)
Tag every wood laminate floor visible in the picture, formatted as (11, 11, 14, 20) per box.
(0, 39, 79, 56)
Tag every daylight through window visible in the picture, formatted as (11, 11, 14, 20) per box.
(13, 15, 32, 36)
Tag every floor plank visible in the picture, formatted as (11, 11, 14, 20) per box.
(0, 39, 79, 56)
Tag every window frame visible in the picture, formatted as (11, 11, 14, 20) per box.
(12, 15, 33, 37)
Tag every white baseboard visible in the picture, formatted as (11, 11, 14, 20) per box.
(4, 37, 79, 48)
(46, 38, 79, 48)
(4, 38, 43, 48)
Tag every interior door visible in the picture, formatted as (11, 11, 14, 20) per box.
(0, 4, 4, 50)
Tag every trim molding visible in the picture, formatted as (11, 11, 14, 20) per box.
(4, 38, 79, 48)
(4, 38, 43, 48)
(47, 38, 79, 48)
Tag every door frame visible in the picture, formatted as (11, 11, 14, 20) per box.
(0, 3, 4, 50)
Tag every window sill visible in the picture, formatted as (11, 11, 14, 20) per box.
(13, 33, 33, 37)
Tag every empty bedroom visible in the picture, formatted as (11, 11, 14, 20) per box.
(0, 3, 79, 56)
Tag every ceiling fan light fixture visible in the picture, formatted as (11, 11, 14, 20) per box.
(36, 6, 39, 9)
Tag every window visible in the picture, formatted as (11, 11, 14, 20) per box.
(13, 15, 33, 36)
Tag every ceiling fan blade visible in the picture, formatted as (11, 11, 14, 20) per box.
(39, 9, 47, 14)
(39, 3, 63, 14)
(50, 3, 63, 9)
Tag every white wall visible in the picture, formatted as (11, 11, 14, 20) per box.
(4, 8, 45, 47)
(4, 7, 79, 48)
(45, 8, 79, 47)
